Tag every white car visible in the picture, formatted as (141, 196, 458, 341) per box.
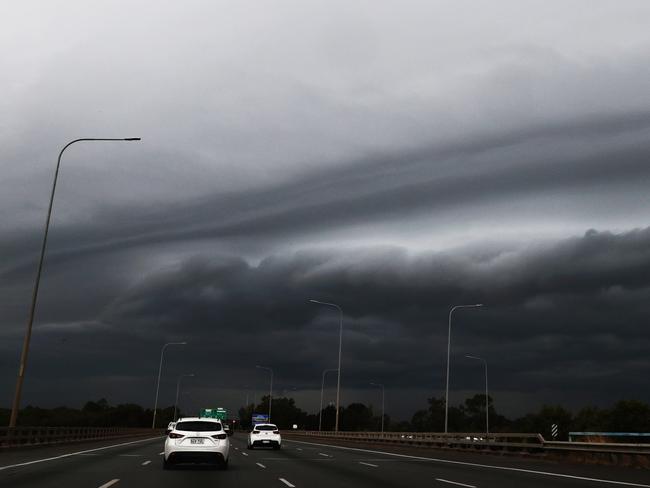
(164, 417, 230, 469)
(247, 423, 281, 449)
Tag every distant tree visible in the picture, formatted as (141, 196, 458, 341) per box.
(604, 400, 650, 432)
(513, 405, 573, 440)
(573, 406, 607, 432)
(340, 403, 376, 431)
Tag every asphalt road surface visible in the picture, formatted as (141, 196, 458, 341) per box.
(1, 434, 649, 488)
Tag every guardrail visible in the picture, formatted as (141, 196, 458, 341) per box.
(285, 431, 650, 468)
(0, 426, 158, 449)
(287, 430, 545, 453)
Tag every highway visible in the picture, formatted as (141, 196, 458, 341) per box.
(1, 434, 649, 488)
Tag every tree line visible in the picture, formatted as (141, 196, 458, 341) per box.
(3, 396, 649, 441)
(239, 394, 650, 441)
(0, 398, 176, 428)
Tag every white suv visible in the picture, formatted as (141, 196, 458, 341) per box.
(247, 423, 281, 449)
(164, 417, 230, 469)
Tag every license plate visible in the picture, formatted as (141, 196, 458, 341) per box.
(190, 438, 204, 444)
(263, 440, 270, 443)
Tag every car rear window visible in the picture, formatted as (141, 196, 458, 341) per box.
(175, 421, 222, 432)
(256, 425, 277, 431)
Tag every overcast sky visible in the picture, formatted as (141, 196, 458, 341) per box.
(2, 0, 650, 420)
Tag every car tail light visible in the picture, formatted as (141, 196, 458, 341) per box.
(273, 430, 279, 434)
(168, 433, 184, 439)
(253, 430, 260, 434)
(212, 433, 228, 440)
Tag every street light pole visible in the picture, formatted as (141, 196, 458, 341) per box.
(319, 368, 338, 431)
(152, 341, 187, 428)
(9, 137, 141, 428)
(466, 355, 489, 436)
(174, 374, 195, 421)
(309, 300, 343, 432)
(256, 365, 273, 421)
(445, 303, 483, 434)
(370, 382, 385, 433)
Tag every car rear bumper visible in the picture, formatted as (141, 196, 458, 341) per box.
(251, 439, 281, 447)
(167, 451, 226, 465)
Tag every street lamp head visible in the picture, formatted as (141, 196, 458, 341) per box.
(124, 137, 141, 141)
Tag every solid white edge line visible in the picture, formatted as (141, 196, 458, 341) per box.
(141, 460, 151, 466)
(359, 461, 379, 467)
(279, 478, 296, 487)
(97, 479, 120, 488)
(0, 436, 163, 472)
(283, 439, 650, 488)
(256, 462, 267, 468)
(436, 478, 476, 488)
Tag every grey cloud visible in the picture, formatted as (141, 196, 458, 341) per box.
(4, 228, 641, 415)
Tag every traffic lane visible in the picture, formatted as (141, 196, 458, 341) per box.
(0, 435, 163, 467)
(282, 436, 650, 486)
(0, 436, 163, 488)
(281, 439, 650, 488)
(138, 436, 270, 488)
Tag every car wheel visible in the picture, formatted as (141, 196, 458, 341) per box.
(247, 443, 253, 450)
(162, 458, 173, 470)
(220, 458, 229, 470)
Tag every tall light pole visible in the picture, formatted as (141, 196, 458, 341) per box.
(9, 137, 141, 428)
(256, 365, 273, 421)
(174, 374, 195, 421)
(319, 368, 338, 431)
(445, 303, 483, 433)
(309, 299, 343, 432)
(466, 355, 489, 436)
(370, 382, 385, 433)
(152, 341, 187, 428)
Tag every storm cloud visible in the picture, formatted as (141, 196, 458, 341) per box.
(2, 1, 650, 419)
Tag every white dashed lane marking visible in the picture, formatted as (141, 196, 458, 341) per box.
(242, 452, 249, 456)
(435, 479, 476, 488)
(279, 478, 296, 487)
(97, 480, 120, 488)
(359, 462, 378, 467)
(141, 460, 151, 466)
(256, 462, 267, 468)
(318, 453, 330, 457)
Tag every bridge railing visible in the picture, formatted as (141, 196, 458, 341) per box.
(286, 430, 545, 452)
(0, 426, 157, 449)
(286, 430, 650, 458)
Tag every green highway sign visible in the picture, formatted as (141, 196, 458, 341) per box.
(200, 407, 228, 420)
